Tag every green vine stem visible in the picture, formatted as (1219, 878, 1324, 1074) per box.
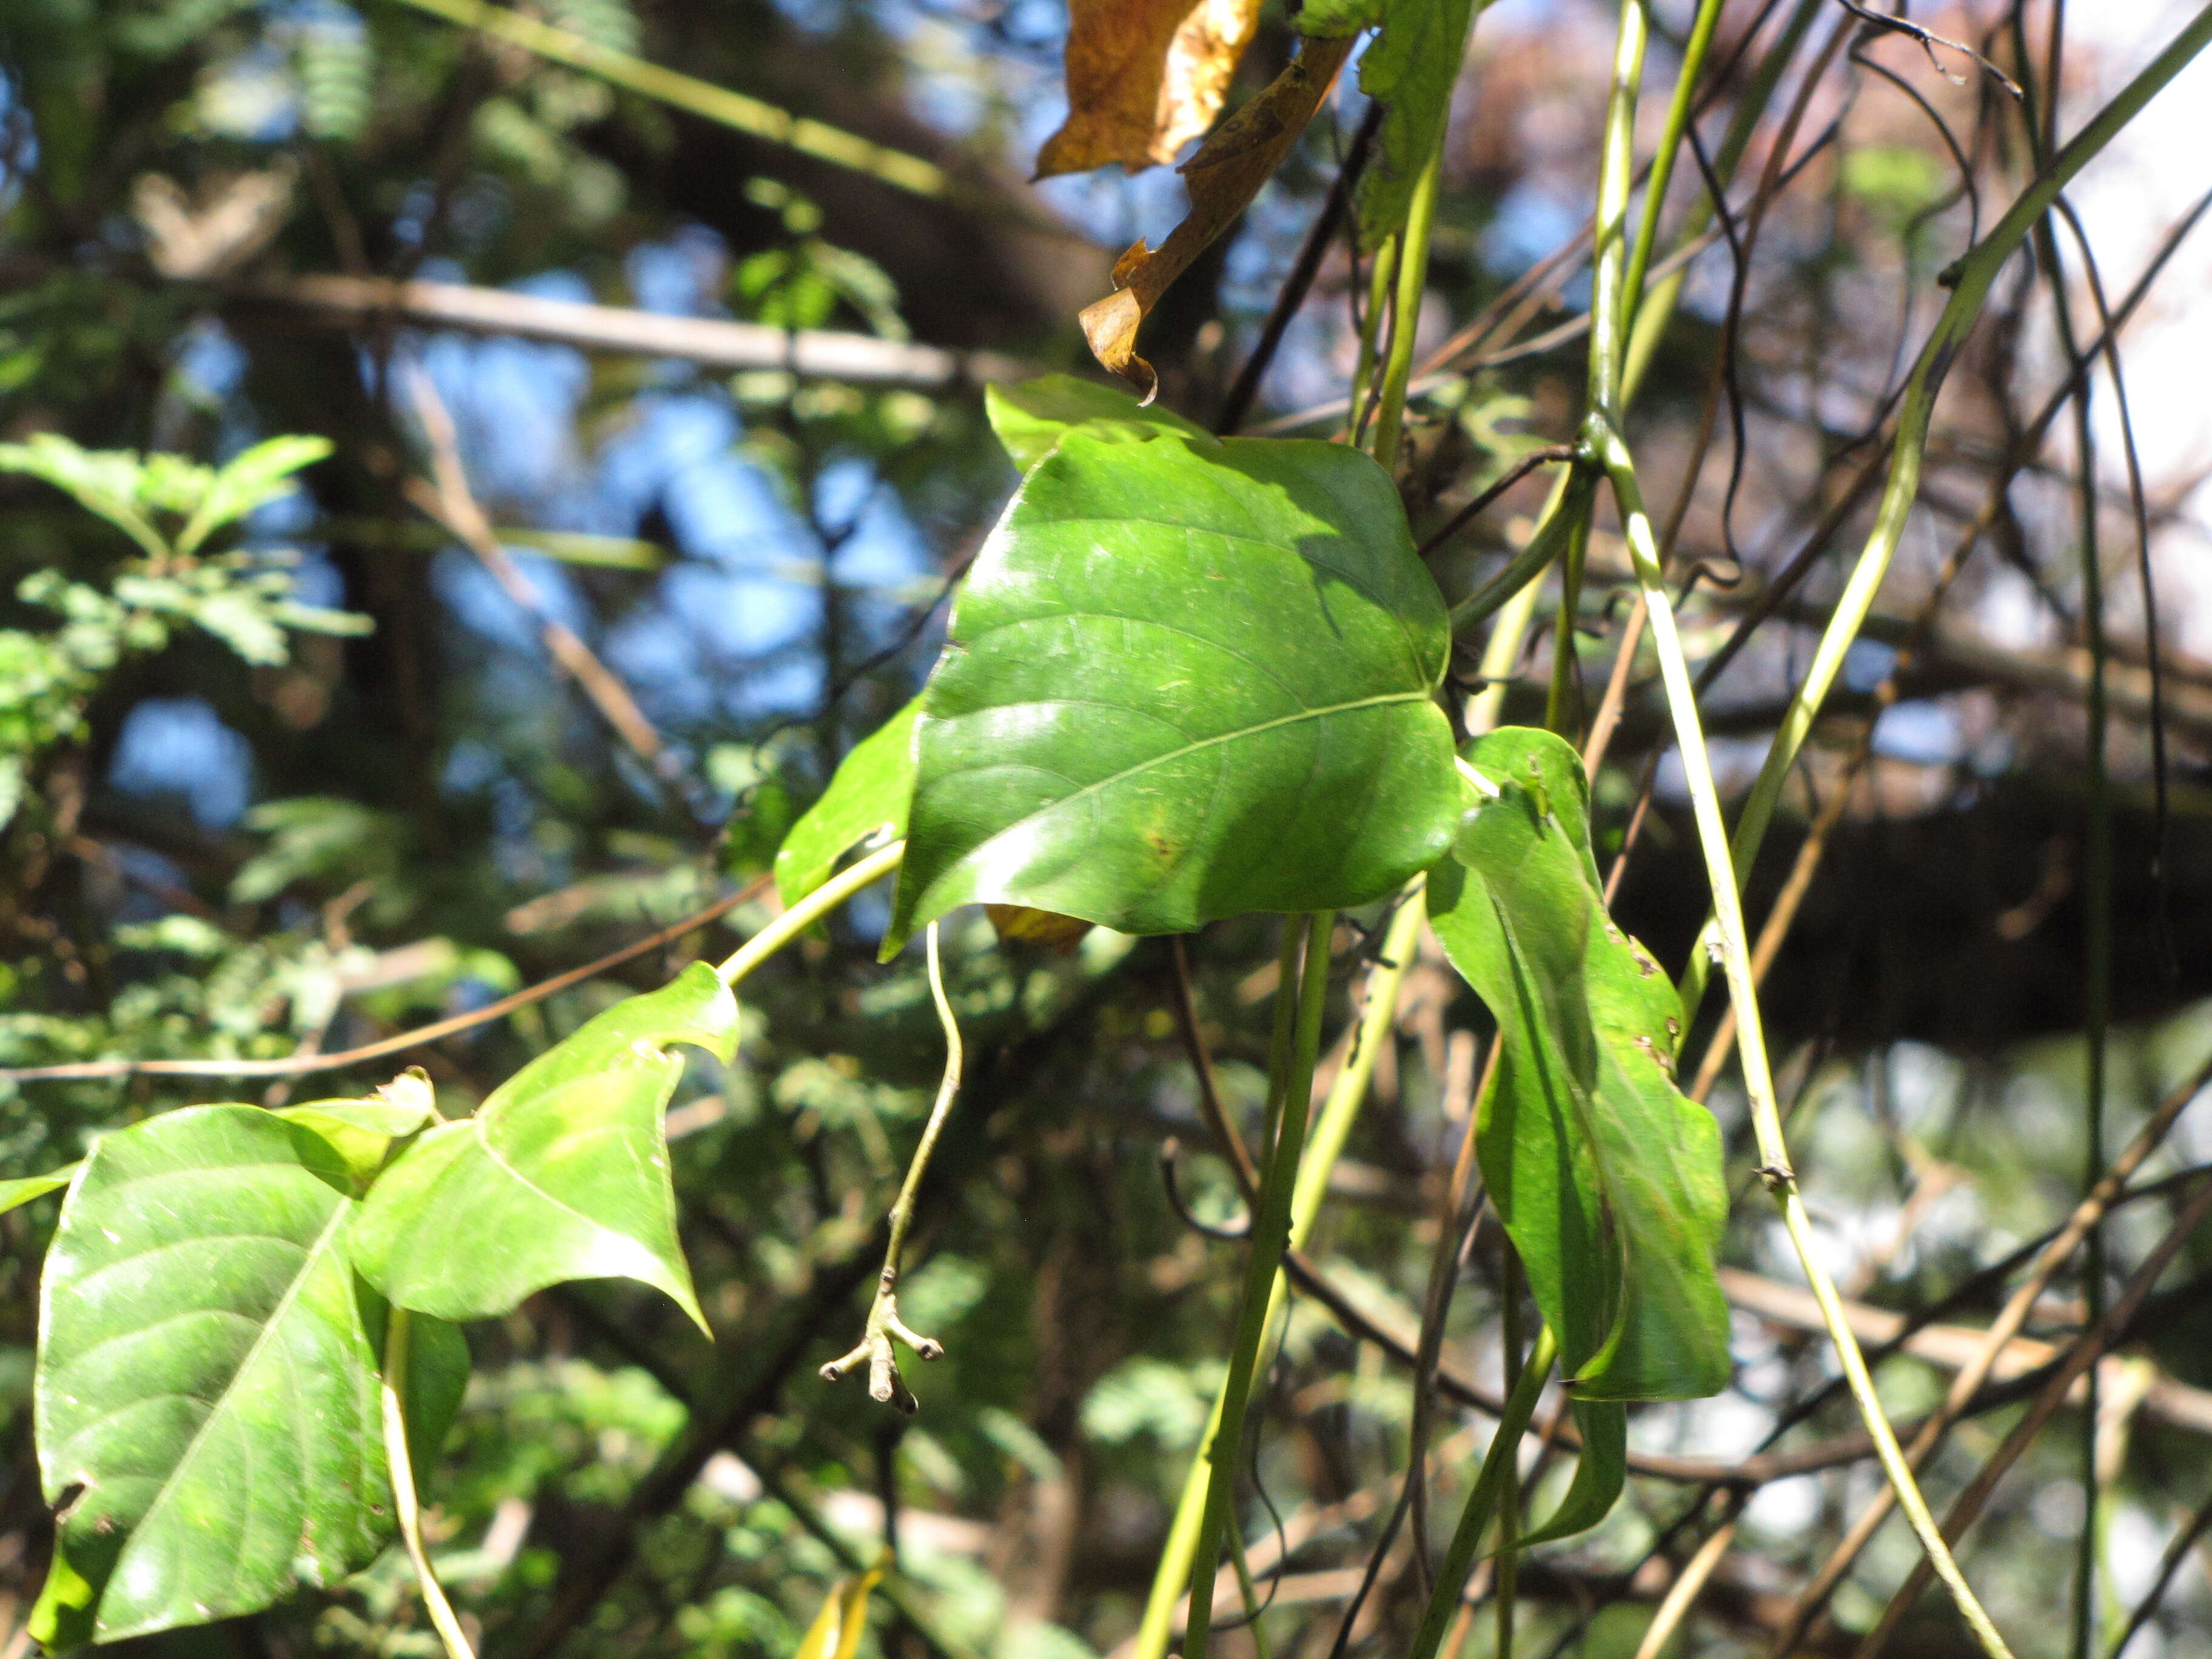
(1619, 0, 1825, 396)
(1674, 1, 2212, 1030)
(1595, 426, 2015, 1659)
(1614, 0, 1728, 370)
(382, 1309, 478, 1659)
(1404, 1324, 1560, 1659)
(715, 839, 905, 986)
(1181, 912, 1335, 1659)
(1132, 894, 1426, 1659)
(1373, 147, 1446, 470)
(819, 922, 964, 1412)
(1350, 236, 1399, 441)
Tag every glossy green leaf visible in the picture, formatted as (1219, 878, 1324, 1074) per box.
(1299, 0, 1483, 247)
(774, 699, 919, 907)
(0, 1167, 75, 1216)
(985, 374, 1207, 473)
(30, 1105, 468, 1647)
(888, 431, 1459, 948)
(350, 963, 739, 1330)
(1429, 728, 1729, 1405)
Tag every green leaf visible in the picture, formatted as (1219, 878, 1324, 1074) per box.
(175, 435, 333, 558)
(1428, 728, 1729, 1406)
(30, 1105, 466, 1646)
(349, 964, 739, 1330)
(0, 1167, 75, 1216)
(888, 431, 1458, 948)
(0, 435, 169, 561)
(1516, 1399, 1623, 1549)
(1299, 0, 1484, 248)
(985, 374, 1207, 473)
(774, 699, 919, 907)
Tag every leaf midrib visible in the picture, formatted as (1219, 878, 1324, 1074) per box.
(922, 690, 1435, 848)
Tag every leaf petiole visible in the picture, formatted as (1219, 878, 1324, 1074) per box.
(716, 839, 906, 987)
(382, 1309, 477, 1659)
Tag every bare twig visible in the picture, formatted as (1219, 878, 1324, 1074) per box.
(403, 366, 682, 791)
(253, 275, 1033, 386)
(0, 874, 771, 1083)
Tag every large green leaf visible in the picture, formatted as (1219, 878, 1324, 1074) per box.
(774, 698, 919, 907)
(1429, 728, 1730, 1405)
(1299, 0, 1484, 248)
(31, 1106, 467, 1647)
(349, 963, 739, 1330)
(985, 374, 1207, 473)
(888, 431, 1459, 947)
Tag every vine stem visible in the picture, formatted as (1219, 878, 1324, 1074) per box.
(382, 1309, 478, 1659)
(1182, 912, 1335, 1659)
(1674, 0, 2212, 1028)
(1404, 1324, 1560, 1659)
(1372, 146, 1445, 470)
(1594, 429, 2014, 1659)
(1132, 894, 1423, 1659)
(819, 922, 964, 1411)
(714, 839, 905, 985)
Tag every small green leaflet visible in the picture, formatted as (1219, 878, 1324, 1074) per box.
(350, 963, 739, 1330)
(0, 1168, 75, 1216)
(774, 699, 919, 907)
(32, 1105, 466, 1647)
(1429, 727, 1731, 1410)
(985, 374, 1208, 473)
(274, 1068, 437, 1188)
(888, 431, 1460, 948)
(1299, 0, 1486, 248)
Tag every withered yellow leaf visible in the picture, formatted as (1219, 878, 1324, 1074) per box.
(985, 904, 1095, 954)
(1078, 33, 1355, 400)
(1036, 0, 1263, 178)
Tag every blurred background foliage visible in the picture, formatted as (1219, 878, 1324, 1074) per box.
(2, 3, 2212, 1659)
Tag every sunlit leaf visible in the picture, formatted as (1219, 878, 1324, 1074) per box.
(1300, 0, 1486, 247)
(985, 374, 1207, 473)
(30, 1105, 467, 1646)
(774, 699, 919, 907)
(1036, 0, 1261, 178)
(888, 430, 1458, 948)
(0, 435, 169, 561)
(349, 964, 739, 1330)
(1429, 728, 1730, 1405)
(175, 434, 333, 557)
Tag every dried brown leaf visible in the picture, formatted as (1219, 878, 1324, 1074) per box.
(1078, 33, 1355, 400)
(1036, 0, 1264, 179)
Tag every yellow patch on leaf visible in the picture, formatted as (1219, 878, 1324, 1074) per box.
(1036, 0, 1263, 178)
